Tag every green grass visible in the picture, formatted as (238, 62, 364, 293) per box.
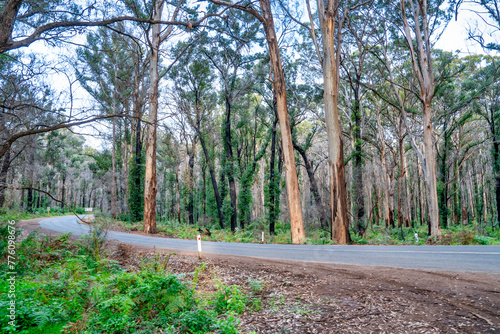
(0, 221, 255, 334)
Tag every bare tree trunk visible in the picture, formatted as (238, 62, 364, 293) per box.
(400, 0, 440, 236)
(260, 0, 305, 244)
(422, 101, 440, 235)
(110, 63, 118, 219)
(397, 116, 411, 227)
(110, 116, 118, 218)
(143, 0, 181, 232)
(143, 0, 164, 234)
(377, 111, 392, 228)
(316, 0, 351, 244)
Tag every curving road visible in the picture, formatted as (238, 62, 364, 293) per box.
(38, 215, 500, 273)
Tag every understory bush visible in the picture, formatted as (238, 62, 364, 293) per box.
(0, 222, 249, 334)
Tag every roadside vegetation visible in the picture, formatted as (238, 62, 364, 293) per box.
(0, 221, 264, 334)
(111, 215, 500, 246)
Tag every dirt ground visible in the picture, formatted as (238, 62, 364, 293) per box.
(18, 219, 500, 333)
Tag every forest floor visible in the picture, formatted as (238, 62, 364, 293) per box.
(19, 218, 500, 333)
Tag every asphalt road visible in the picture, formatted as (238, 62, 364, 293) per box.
(38, 215, 500, 273)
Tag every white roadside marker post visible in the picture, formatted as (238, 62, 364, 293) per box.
(197, 235, 202, 259)
(262, 231, 264, 243)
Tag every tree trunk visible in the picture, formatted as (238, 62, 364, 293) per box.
(187, 139, 196, 225)
(175, 168, 181, 224)
(199, 133, 225, 228)
(268, 114, 278, 235)
(110, 65, 118, 219)
(293, 140, 329, 230)
(423, 100, 440, 236)
(400, 0, 440, 236)
(397, 116, 411, 228)
(81, 179, 86, 208)
(224, 93, 238, 232)
(60, 173, 66, 210)
(27, 187, 33, 212)
(260, 0, 305, 244)
(316, 0, 350, 244)
(438, 118, 450, 228)
(143, 0, 163, 234)
(403, 156, 411, 227)
(0, 148, 11, 208)
(377, 111, 392, 228)
(352, 90, 365, 235)
(490, 105, 500, 225)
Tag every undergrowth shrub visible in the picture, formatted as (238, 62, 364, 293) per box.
(0, 225, 244, 334)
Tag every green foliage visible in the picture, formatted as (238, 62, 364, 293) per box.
(0, 227, 244, 334)
(128, 149, 145, 222)
(214, 313, 240, 334)
(238, 129, 271, 227)
(175, 309, 215, 333)
(350, 223, 500, 245)
(247, 279, 266, 295)
(264, 160, 282, 231)
(214, 285, 248, 314)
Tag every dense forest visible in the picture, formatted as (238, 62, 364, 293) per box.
(1, 0, 500, 244)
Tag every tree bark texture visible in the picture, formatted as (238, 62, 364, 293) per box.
(316, 0, 351, 244)
(260, 0, 305, 244)
(423, 101, 440, 236)
(143, 0, 163, 233)
(400, 0, 440, 236)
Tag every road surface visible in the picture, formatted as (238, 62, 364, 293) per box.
(38, 215, 500, 273)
